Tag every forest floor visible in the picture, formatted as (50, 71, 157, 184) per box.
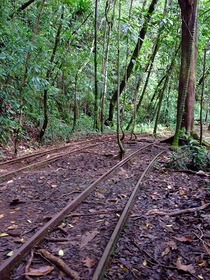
(0, 132, 210, 280)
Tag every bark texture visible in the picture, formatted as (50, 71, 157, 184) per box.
(173, 0, 198, 148)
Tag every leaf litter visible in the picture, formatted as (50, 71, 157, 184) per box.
(0, 136, 209, 279)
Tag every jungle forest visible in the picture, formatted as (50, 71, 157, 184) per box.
(1, 1, 210, 279)
(0, 0, 209, 152)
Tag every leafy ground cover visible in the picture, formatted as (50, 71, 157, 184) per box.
(0, 134, 209, 279)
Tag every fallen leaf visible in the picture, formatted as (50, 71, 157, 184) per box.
(98, 189, 105, 193)
(95, 192, 105, 199)
(89, 209, 96, 213)
(179, 187, 187, 196)
(174, 236, 194, 243)
(80, 230, 99, 248)
(167, 240, 177, 250)
(14, 237, 25, 244)
(197, 258, 206, 267)
(117, 194, 127, 199)
(161, 241, 177, 256)
(7, 225, 18, 230)
(51, 184, 57, 188)
(7, 180, 14, 184)
(26, 266, 54, 276)
(196, 170, 206, 176)
(176, 257, 195, 273)
(143, 259, 147, 266)
(0, 233, 9, 237)
(161, 246, 171, 257)
(7, 251, 13, 257)
(83, 257, 96, 268)
(58, 249, 64, 257)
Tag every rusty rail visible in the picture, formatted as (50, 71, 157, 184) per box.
(0, 143, 154, 279)
(92, 150, 165, 280)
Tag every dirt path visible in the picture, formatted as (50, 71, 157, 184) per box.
(0, 135, 209, 280)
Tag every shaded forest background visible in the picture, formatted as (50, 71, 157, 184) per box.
(0, 0, 209, 151)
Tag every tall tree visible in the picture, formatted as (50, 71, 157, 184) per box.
(173, 0, 198, 148)
(105, 0, 158, 125)
(39, 6, 64, 141)
(116, 0, 125, 158)
(100, 0, 117, 132)
(93, 0, 99, 130)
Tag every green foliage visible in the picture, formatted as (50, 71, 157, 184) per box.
(168, 137, 210, 171)
(0, 0, 209, 147)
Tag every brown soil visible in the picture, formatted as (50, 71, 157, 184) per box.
(0, 134, 210, 280)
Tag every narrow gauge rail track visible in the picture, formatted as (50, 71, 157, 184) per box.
(0, 135, 114, 183)
(0, 142, 166, 279)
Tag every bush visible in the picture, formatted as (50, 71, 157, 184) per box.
(168, 139, 210, 171)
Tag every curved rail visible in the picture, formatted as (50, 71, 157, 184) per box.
(0, 143, 99, 182)
(92, 150, 165, 280)
(0, 134, 116, 182)
(0, 135, 112, 167)
(0, 143, 155, 279)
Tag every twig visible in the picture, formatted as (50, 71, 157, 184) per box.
(25, 250, 34, 280)
(60, 191, 81, 199)
(37, 248, 80, 280)
(193, 225, 210, 256)
(147, 203, 210, 216)
(57, 225, 68, 235)
(173, 169, 209, 176)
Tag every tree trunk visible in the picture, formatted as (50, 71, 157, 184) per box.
(153, 43, 180, 135)
(105, 0, 158, 126)
(127, 32, 160, 132)
(172, 0, 198, 149)
(199, 47, 207, 144)
(93, 0, 99, 130)
(116, 0, 125, 158)
(39, 6, 64, 141)
(100, 0, 117, 133)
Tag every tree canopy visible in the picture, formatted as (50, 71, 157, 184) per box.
(0, 0, 209, 149)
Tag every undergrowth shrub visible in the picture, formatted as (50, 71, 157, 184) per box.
(167, 138, 210, 171)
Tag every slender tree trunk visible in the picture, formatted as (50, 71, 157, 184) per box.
(128, 32, 160, 132)
(173, 0, 198, 148)
(100, 0, 117, 132)
(153, 43, 179, 135)
(14, 0, 45, 153)
(93, 0, 99, 130)
(105, 0, 158, 125)
(200, 47, 207, 144)
(72, 40, 95, 132)
(39, 6, 64, 141)
(117, 0, 125, 158)
(153, 74, 169, 135)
